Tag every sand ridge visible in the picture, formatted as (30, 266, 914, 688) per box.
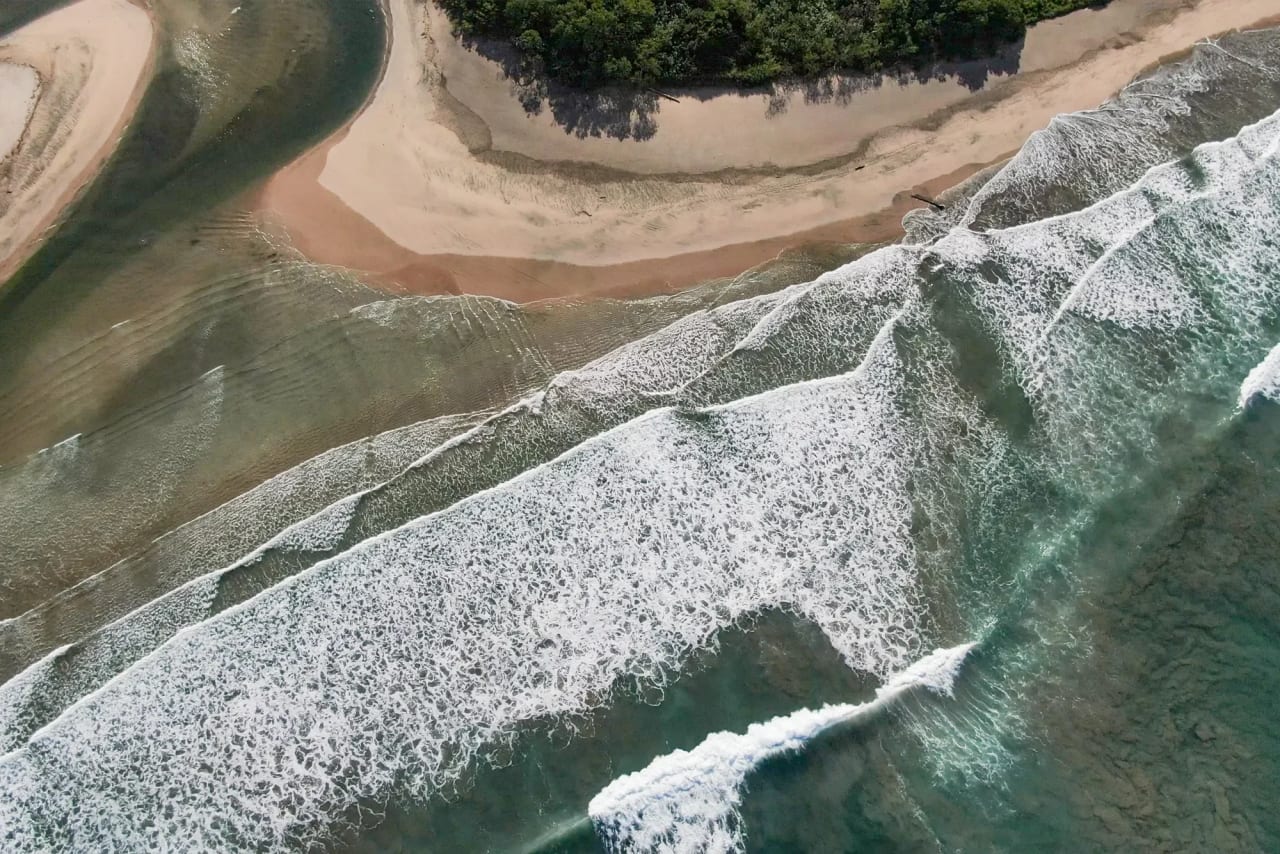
(260, 0, 1280, 301)
(0, 0, 157, 285)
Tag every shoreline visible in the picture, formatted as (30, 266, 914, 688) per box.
(0, 0, 156, 286)
(259, 0, 1280, 302)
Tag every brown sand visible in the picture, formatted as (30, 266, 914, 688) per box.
(259, 0, 1280, 302)
(0, 0, 156, 285)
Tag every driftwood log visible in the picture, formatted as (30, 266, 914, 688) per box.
(910, 192, 946, 211)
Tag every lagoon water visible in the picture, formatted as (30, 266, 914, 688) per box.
(3, 2, 1280, 851)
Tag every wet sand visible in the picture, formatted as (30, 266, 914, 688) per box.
(260, 0, 1280, 301)
(0, 0, 156, 285)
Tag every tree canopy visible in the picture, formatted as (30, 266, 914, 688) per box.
(438, 0, 1099, 87)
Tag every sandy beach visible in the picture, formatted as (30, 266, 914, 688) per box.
(0, 0, 156, 285)
(260, 0, 1280, 301)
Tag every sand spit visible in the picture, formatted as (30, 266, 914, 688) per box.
(261, 0, 1280, 301)
(0, 0, 156, 285)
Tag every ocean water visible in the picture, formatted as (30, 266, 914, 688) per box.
(3, 6, 1280, 852)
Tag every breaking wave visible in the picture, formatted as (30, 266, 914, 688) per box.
(589, 644, 974, 854)
(1240, 342, 1280, 409)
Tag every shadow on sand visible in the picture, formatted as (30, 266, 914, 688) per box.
(450, 33, 1025, 143)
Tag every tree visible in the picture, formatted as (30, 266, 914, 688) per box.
(440, 0, 1102, 88)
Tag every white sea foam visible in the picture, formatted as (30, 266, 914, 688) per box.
(588, 644, 975, 854)
(727, 246, 915, 358)
(35, 432, 81, 460)
(549, 291, 785, 403)
(1238, 342, 1280, 409)
(269, 494, 360, 551)
(0, 275, 834, 763)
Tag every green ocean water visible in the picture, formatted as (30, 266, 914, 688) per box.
(2, 3, 1280, 853)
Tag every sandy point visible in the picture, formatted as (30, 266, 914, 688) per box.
(258, 0, 1280, 302)
(0, 0, 157, 286)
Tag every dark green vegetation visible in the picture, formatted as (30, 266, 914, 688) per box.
(437, 0, 1102, 87)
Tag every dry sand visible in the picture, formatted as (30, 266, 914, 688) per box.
(0, 63, 40, 164)
(260, 0, 1280, 301)
(0, 0, 156, 284)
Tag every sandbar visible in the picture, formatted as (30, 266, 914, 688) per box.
(259, 0, 1280, 301)
(0, 0, 156, 285)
